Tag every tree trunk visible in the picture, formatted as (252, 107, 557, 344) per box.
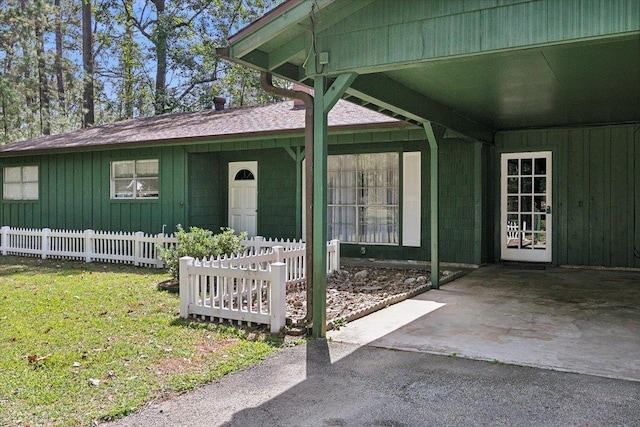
(122, 0, 134, 118)
(34, 8, 51, 135)
(153, 0, 168, 115)
(82, 0, 94, 127)
(54, 0, 66, 110)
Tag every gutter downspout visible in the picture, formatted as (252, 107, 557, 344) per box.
(260, 72, 315, 324)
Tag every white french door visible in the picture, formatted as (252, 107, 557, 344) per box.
(228, 161, 257, 237)
(501, 151, 552, 262)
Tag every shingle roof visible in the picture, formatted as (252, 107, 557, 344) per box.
(0, 100, 407, 154)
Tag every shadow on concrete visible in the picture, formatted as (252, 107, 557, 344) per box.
(108, 266, 640, 426)
(217, 266, 640, 425)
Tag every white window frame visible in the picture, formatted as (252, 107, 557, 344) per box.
(3, 165, 39, 200)
(110, 159, 159, 199)
(327, 152, 399, 245)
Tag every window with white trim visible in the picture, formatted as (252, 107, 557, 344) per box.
(110, 159, 159, 199)
(3, 166, 38, 200)
(328, 153, 399, 244)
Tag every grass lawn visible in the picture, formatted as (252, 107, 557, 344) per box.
(0, 256, 286, 426)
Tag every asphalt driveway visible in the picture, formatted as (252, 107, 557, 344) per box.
(328, 264, 640, 381)
(106, 265, 640, 426)
(107, 340, 640, 427)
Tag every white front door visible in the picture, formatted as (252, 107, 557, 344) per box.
(501, 151, 552, 262)
(228, 161, 257, 237)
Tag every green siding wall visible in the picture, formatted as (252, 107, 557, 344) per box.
(0, 147, 187, 234)
(496, 123, 640, 268)
(0, 128, 494, 266)
(439, 141, 479, 263)
(219, 149, 298, 239)
(318, 0, 640, 74)
(188, 153, 223, 231)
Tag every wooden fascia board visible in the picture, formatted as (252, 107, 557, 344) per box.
(228, 0, 375, 72)
(348, 74, 495, 143)
(229, 0, 334, 59)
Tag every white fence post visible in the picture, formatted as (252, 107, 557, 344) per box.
(1, 226, 9, 256)
(273, 245, 284, 263)
(134, 231, 144, 266)
(41, 228, 51, 259)
(253, 236, 264, 255)
(270, 262, 286, 333)
(179, 256, 194, 319)
(84, 229, 94, 263)
(330, 239, 340, 271)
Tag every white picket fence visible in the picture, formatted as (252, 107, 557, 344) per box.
(0, 226, 176, 267)
(0, 225, 340, 332)
(179, 240, 340, 332)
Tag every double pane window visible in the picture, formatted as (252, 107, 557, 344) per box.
(111, 160, 159, 199)
(3, 166, 38, 200)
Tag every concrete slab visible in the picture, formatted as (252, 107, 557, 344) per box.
(328, 265, 640, 382)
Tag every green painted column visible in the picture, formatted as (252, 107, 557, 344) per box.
(424, 122, 439, 289)
(473, 142, 483, 264)
(312, 76, 328, 337)
(283, 146, 304, 240)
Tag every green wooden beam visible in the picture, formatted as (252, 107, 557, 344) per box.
(323, 73, 358, 113)
(284, 146, 305, 240)
(423, 121, 445, 289)
(268, 34, 307, 70)
(348, 74, 494, 143)
(312, 76, 328, 337)
(238, 50, 305, 82)
(473, 142, 484, 264)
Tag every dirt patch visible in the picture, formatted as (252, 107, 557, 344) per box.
(164, 265, 461, 331)
(287, 266, 457, 324)
(155, 338, 239, 375)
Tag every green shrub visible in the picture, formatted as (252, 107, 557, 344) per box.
(158, 225, 247, 279)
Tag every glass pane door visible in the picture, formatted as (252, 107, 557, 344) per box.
(501, 152, 552, 262)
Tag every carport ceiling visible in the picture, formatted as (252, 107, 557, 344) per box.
(226, 0, 640, 138)
(381, 35, 640, 131)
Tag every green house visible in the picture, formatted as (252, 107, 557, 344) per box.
(1, 0, 638, 336)
(0, 99, 441, 257)
(217, 0, 639, 333)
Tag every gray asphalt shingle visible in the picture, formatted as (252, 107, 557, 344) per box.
(0, 100, 405, 154)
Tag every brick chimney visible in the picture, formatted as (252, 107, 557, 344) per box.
(213, 96, 226, 111)
(292, 84, 313, 108)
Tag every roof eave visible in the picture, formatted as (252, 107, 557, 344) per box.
(226, 0, 334, 61)
(0, 121, 413, 157)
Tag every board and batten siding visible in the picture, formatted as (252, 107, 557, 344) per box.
(188, 152, 223, 232)
(496, 123, 640, 268)
(0, 146, 188, 234)
(318, 0, 639, 74)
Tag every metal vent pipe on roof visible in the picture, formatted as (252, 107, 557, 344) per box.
(213, 97, 226, 111)
(260, 72, 315, 325)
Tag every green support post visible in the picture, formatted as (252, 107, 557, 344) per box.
(312, 76, 328, 337)
(424, 122, 440, 289)
(309, 73, 357, 337)
(474, 142, 483, 264)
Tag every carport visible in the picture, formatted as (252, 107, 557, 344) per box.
(219, 0, 640, 336)
(328, 265, 640, 381)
